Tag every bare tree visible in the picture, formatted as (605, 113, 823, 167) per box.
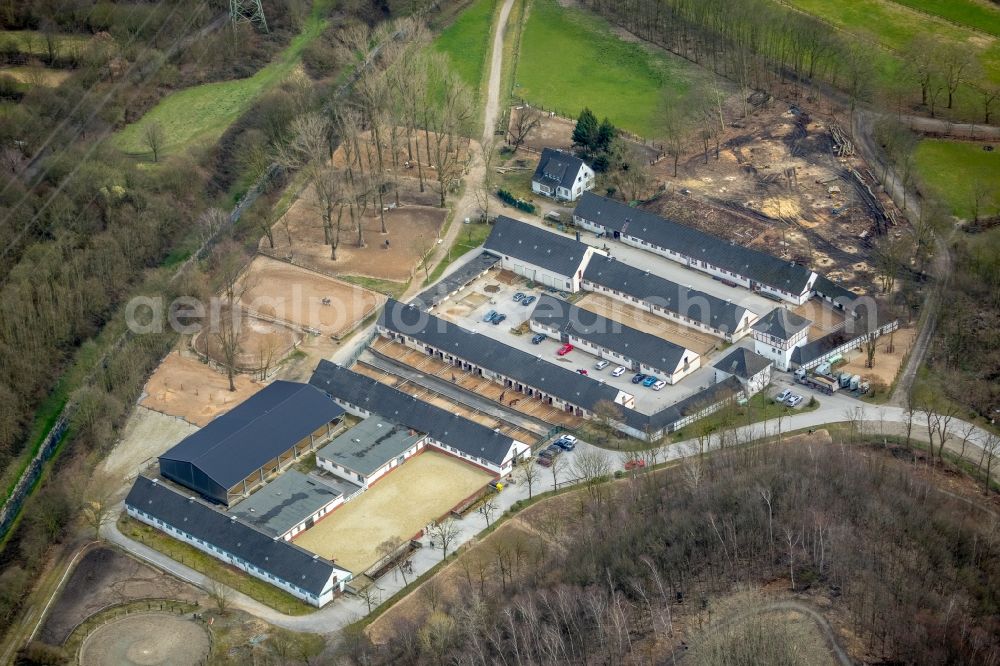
(429, 518, 461, 560)
(517, 458, 540, 499)
(783, 526, 801, 591)
(81, 470, 117, 538)
(143, 121, 166, 162)
(572, 449, 612, 501)
(548, 454, 566, 492)
(377, 536, 409, 585)
(508, 106, 542, 151)
(358, 584, 381, 613)
(980, 432, 1000, 493)
(473, 142, 497, 222)
(479, 495, 499, 528)
(209, 580, 231, 614)
(955, 422, 978, 462)
(211, 243, 255, 391)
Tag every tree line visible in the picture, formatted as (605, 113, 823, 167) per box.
(338, 436, 1000, 664)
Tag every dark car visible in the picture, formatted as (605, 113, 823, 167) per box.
(536, 456, 552, 467)
(491, 313, 507, 325)
(531, 333, 546, 344)
(521, 295, 536, 306)
(554, 435, 577, 451)
(631, 373, 647, 384)
(513, 292, 525, 302)
(545, 444, 563, 457)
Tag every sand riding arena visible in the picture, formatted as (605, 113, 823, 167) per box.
(78, 613, 210, 666)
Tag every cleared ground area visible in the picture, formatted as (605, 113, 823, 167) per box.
(837, 325, 917, 387)
(294, 450, 493, 573)
(100, 407, 199, 481)
(792, 301, 849, 342)
(192, 311, 302, 371)
(576, 292, 721, 355)
(239, 255, 383, 338)
(139, 353, 262, 426)
(79, 613, 210, 666)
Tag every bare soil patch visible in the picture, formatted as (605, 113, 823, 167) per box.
(100, 407, 198, 481)
(191, 311, 301, 372)
(837, 325, 917, 387)
(39, 547, 202, 646)
(294, 450, 494, 573)
(79, 613, 210, 666)
(239, 255, 382, 338)
(139, 352, 262, 427)
(264, 202, 446, 283)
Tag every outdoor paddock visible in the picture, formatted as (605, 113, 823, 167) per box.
(78, 613, 210, 666)
(576, 293, 720, 355)
(264, 202, 447, 283)
(239, 256, 382, 338)
(294, 450, 494, 573)
(140, 353, 262, 426)
(191, 310, 302, 372)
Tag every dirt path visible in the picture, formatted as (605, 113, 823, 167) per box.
(402, 0, 516, 301)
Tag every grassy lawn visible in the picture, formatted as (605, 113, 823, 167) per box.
(425, 221, 492, 285)
(338, 275, 408, 299)
(118, 515, 316, 616)
(885, 0, 1000, 37)
(913, 139, 1000, 219)
(0, 29, 90, 56)
(433, 0, 497, 96)
(113, 1, 333, 158)
(0, 65, 72, 87)
(514, 0, 711, 138)
(670, 392, 820, 443)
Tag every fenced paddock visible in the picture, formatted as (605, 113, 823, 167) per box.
(78, 611, 210, 666)
(294, 450, 494, 574)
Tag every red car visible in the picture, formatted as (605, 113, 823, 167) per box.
(624, 459, 646, 471)
(556, 343, 574, 356)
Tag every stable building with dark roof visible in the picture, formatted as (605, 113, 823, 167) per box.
(376, 298, 635, 416)
(529, 294, 700, 385)
(230, 470, 344, 541)
(484, 216, 604, 292)
(573, 193, 817, 304)
(581, 255, 759, 341)
(531, 148, 595, 202)
(158, 381, 345, 505)
(310, 361, 531, 475)
(316, 416, 427, 489)
(126, 476, 351, 607)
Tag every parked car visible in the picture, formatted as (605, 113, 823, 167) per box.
(577, 369, 588, 375)
(521, 295, 536, 306)
(483, 309, 497, 322)
(642, 375, 659, 387)
(624, 458, 646, 471)
(491, 313, 507, 325)
(631, 373, 647, 384)
(594, 360, 610, 370)
(536, 456, 552, 467)
(530, 333, 546, 345)
(611, 366, 627, 377)
(557, 343, 574, 356)
(787, 394, 804, 407)
(554, 435, 577, 451)
(776, 389, 792, 403)
(513, 292, 525, 302)
(652, 380, 666, 391)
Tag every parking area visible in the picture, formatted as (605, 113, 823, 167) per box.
(575, 293, 721, 355)
(429, 273, 721, 414)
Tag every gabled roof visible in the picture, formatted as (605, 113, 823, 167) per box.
(230, 470, 342, 538)
(533, 148, 588, 190)
(751, 308, 812, 341)
(484, 216, 594, 278)
(582, 255, 753, 333)
(811, 274, 856, 303)
(530, 294, 695, 374)
(617, 376, 746, 433)
(573, 193, 815, 295)
(310, 361, 519, 467)
(159, 381, 344, 492)
(409, 252, 499, 310)
(712, 347, 772, 379)
(317, 415, 424, 476)
(126, 476, 347, 593)
(377, 299, 627, 410)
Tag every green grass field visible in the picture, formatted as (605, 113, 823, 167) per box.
(514, 0, 712, 138)
(433, 0, 497, 94)
(113, 2, 332, 158)
(913, 139, 1000, 219)
(886, 0, 1000, 37)
(0, 29, 91, 56)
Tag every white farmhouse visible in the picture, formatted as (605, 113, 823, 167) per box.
(484, 215, 604, 292)
(751, 308, 812, 371)
(531, 148, 594, 202)
(712, 347, 773, 395)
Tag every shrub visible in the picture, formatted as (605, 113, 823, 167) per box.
(496, 188, 536, 214)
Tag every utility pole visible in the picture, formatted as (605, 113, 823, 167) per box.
(230, 0, 268, 33)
